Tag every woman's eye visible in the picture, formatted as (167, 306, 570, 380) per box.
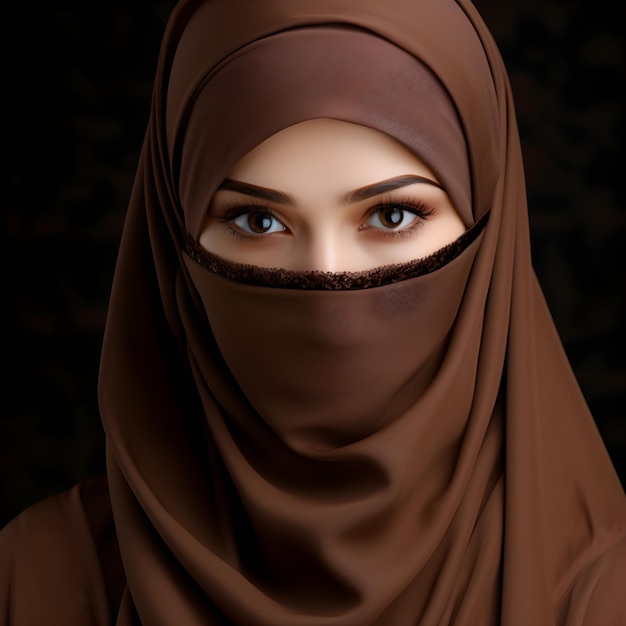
(232, 211, 286, 235)
(366, 206, 418, 230)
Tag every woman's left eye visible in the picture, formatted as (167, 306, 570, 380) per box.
(365, 206, 420, 231)
(232, 211, 286, 235)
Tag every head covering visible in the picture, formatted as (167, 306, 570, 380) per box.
(96, 1, 626, 624)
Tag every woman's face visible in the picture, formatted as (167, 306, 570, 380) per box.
(200, 119, 466, 271)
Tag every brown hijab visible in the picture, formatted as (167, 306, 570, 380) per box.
(2, 1, 625, 624)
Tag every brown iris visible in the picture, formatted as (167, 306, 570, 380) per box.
(377, 207, 405, 228)
(247, 213, 274, 233)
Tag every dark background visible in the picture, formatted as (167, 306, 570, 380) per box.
(2, 1, 625, 528)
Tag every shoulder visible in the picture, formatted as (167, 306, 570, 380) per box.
(555, 532, 626, 626)
(0, 476, 122, 626)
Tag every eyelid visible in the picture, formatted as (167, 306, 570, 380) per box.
(214, 201, 288, 225)
(212, 200, 291, 240)
(362, 196, 435, 220)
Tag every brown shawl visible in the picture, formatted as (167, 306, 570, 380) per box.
(2, 1, 625, 625)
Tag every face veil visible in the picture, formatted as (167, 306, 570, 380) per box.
(96, 1, 626, 624)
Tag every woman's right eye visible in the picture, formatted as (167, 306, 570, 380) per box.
(231, 211, 287, 235)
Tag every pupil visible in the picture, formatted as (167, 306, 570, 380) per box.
(249, 214, 272, 233)
(381, 208, 403, 228)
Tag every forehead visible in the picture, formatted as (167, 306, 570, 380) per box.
(227, 119, 439, 192)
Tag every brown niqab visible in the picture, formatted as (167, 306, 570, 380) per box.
(2, 1, 625, 625)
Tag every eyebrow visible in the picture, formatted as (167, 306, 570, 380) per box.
(217, 178, 294, 204)
(217, 174, 444, 205)
(343, 174, 444, 204)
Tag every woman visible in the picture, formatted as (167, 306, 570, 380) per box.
(1, 0, 625, 624)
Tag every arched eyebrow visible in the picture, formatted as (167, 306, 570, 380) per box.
(217, 178, 294, 204)
(343, 174, 444, 204)
(217, 174, 443, 206)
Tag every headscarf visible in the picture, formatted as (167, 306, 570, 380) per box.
(95, 1, 626, 624)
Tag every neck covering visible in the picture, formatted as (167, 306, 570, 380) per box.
(97, 1, 626, 624)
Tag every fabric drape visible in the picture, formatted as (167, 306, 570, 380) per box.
(1, 1, 625, 625)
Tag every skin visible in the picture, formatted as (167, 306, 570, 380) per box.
(200, 118, 466, 272)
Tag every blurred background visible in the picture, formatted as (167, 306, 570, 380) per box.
(2, 1, 625, 527)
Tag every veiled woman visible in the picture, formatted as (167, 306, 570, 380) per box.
(1, 1, 625, 624)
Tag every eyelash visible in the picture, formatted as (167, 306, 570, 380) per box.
(215, 197, 435, 241)
(217, 201, 283, 242)
(362, 197, 435, 239)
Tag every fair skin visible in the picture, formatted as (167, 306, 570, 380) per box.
(200, 118, 466, 272)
